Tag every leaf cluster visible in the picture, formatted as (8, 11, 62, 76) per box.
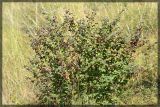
(28, 9, 136, 105)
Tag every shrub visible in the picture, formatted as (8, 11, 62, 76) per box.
(27, 9, 137, 105)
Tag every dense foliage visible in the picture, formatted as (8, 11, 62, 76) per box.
(27, 9, 143, 105)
